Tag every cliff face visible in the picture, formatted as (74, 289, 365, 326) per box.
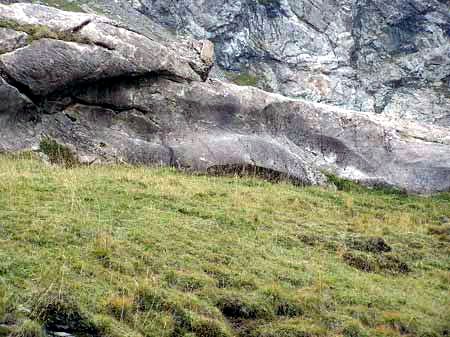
(2, 0, 449, 125)
(1, 3, 450, 194)
(130, 0, 450, 126)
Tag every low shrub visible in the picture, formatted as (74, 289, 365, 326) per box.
(39, 137, 79, 168)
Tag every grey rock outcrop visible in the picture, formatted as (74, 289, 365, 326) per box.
(128, 0, 450, 126)
(2, 1, 448, 125)
(0, 3, 449, 194)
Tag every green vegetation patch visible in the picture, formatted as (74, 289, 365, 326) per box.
(39, 137, 79, 168)
(0, 155, 449, 337)
(32, 0, 86, 13)
(227, 72, 260, 87)
(0, 19, 92, 46)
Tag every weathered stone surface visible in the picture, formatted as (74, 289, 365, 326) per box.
(70, 78, 450, 193)
(0, 3, 210, 89)
(0, 76, 35, 116)
(2, 1, 448, 125)
(0, 3, 449, 194)
(1, 0, 449, 125)
(127, 0, 450, 126)
(0, 76, 38, 151)
(0, 28, 27, 53)
(0, 2, 97, 30)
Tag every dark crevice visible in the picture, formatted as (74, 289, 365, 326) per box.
(206, 163, 306, 186)
(91, 40, 115, 50)
(70, 96, 149, 116)
(64, 113, 77, 122)
(1, 68, 187, 123)
(65, 95, 162, 131)
(39, 71, 187, 112)
(70, 19, 92, 33)
(163, 142, 177, 167)
(0, 62, 40, 107)
(187, 61, 211, 81)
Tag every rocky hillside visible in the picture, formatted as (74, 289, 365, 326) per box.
(131, 0, 450, 125)
(1, 3, 450, 194)
(3, 0, 450, 126)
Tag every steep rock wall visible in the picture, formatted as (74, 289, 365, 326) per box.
(130, 0, 450, 126)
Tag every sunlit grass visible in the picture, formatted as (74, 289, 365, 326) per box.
(0, 153, 449, 337)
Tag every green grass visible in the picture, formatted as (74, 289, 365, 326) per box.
(227, 72, 260, 88)
(0, 154, 449, 337)
(0, 19, 92, 47)
(31, 0, 86, 13)
(39, 137, 79, 168)
(31, 0, 106, 15)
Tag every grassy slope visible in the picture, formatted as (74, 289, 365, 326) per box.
(30, 0, 86, 12)
(0, 154, 449, 337)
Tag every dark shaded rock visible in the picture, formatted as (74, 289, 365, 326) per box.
(0, 76, 35, 117)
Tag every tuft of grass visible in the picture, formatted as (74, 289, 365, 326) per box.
(105, 294, 135, 321)
(325, 173, 407, 196)
(10, 320, 44, 337)
(0, 19, 92, 46)
(342, 320, 369, 337)
(324, 173, 362, 192)
(0, 287, 6, 323)
(31, 291, 97, 334)
(32, 0, 86, 12)
(342, 251, 410, 275)
(345, 236, 392, 253)
(0, 155, 449, 337)
(216, 292, 274, 320)
(188, 313, 232, 337)
(92, 231, 115, 263)
(227, 72, 260, 87)
(262, 286, 306, 317)
(163, 270, 216, 292)
(39, 137, 79, 168)
(247, 318, 327, 337)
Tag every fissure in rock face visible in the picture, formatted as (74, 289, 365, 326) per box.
(0, 2, 450, 194)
